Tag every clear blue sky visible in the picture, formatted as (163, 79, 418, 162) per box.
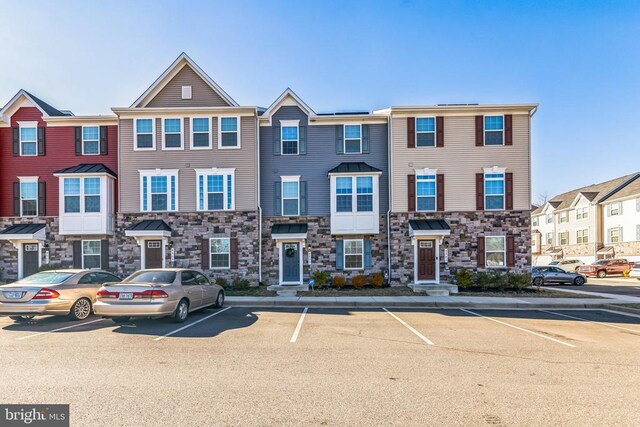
(1, 0, 639, 202)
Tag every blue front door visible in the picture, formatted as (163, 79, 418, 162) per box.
(282, 243, 300, 283)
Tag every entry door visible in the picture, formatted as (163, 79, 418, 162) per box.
(145, 240, 163, 269)
(282, 243, 300, 283)
(22, 243, 39, 278)
(417, 240, 436, 281)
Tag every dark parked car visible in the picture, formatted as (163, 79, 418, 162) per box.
(532, 266, 587, 286)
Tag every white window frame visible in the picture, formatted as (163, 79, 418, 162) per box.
(134, 118, 156, 151)
(415, 116, 436, 147)
(577, 229, 589, 244)
(559, 211, 569, 223)
(81, 125, 100, 155)
(281, 176, 300, 217)
(636, 224, 640, 241)
(82, 239, 101, 269)
(532, 216, 539, 226)
(18, 121, 38, 157)
(181, 85, 192, 100)
(483, 115, 505, 146)
(139, 169, 179, 212)
(344, 239, 364, 270)
(484, 169, 505, 211)
(209, 237, 230, 270)
(218, 116, 241, 149)
(558, 231, 569, 245)
(162, 117, 184, 150)
(280, 120, 299, 156)
(18, 176, 38, 217)
(415, 172, 437, 212)
(610, 202, 621, 216)
(333, 174, 376, 213)
(485, 236, 506, 268)
(343, 124, 362, 154)
(609, 227, 621, 243)
(190, 116, 212, 150)
(195, 168, 236, 211)
(576, 206, 588, 220)
(546, 232, 553, 245)
(546, 213, 553, 224)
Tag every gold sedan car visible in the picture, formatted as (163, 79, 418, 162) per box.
(93, 268, 225, 323)
(0, 269, 121, 322)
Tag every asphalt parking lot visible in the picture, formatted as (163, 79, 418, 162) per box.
(556, 279, 640, 297)
(1, 307, 640, 426)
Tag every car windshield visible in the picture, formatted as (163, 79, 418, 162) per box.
(549, 261, 559, 265)
(594, 260, 608, 265)
(14, 272, 74, 285)
(123, 271, 176, 284)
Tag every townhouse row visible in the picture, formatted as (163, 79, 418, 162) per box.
(0, 53, 536, 287)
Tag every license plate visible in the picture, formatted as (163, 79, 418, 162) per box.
(3, 291, 23, 299)
(119, 293, 133, 300)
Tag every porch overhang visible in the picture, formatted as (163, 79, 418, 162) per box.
(596, 246, 614, 255)
(409, 219, 451, 237)
(271, 223, 308, 240)
(125, 220, 172, 239)
(547, 247, 563, 256)
(0, 223, 46, 242)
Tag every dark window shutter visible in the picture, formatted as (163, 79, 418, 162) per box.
(274, 181, 282, 216)
(407, 117, 415, 148)
(362, 124, 370, 153)
(437, 174, 445, 212)
(408, 174, 416, 212)
(100, 126, 108, 155)
(477, 237, 485, 268)
(504, 114, 513, 146)
(201, 238, 209, 270)
(475, 116, 484, 146)
(273, 126, 281, 155)
(101, 239, 110, 270)
(364, 240, 372, 268)
(12, 128, 19, 156)
(506, 235, 515, 267)
(37, 182, 46, 216)
(37, 126, 45, 156)
(476, 173, 485, 210)
(75, 127, 82, 155)
(300, 181, 307, 215)
(230, 238, 239, 269)
(505, 172, 513, 210)
(299, 126, 307, 155)
(335, 125, 344, 154)
(336, 239, 344, 270)
(13, 182, 20, 216)
(73, 241, 82, 269)
(436, 116, 444, 147)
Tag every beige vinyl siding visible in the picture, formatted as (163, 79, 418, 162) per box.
(392, 114, 531, 212)
(145, 65, 231, 108)
(119, 117, 257, 213)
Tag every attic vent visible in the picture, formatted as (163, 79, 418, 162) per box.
(181, 85, 192, 100)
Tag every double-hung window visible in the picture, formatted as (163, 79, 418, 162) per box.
(546, 213, 553, 224)
(609, 202, 621, 216)
(282, 178, 300, 216)
(577, 229, 589, 244)
(82, 240, 101, 269)
(140, 171, 178, 212)
(63, 177, 101, 213)
(532, 216, 539, 226)
(416, 175, 436, 211)
(576, 207, 588, 220)
(191, 117, 211, 149)
(344, 125, 362, 153)
(485, 236, 506, 267)
(609, 227, 621, 243)
(163, 118, 182, 149)
(336, 177, 353, 212)
(335, 176, 374, 213)
(19, 124, 37, 156)
(219, 117, 239, 148)
(82, 126, 99, 155)
(546, 232, 553, 245)
(20, 180, 38, 216)
(416, 117, 435, 147)
(84, 178, 101, 213)
(484, 115, 504, 145)
(559, 211, 569, 223)
(281, 125, 299, 155)
(356, 177, 373, 212)
(196, 169, 235, 211)
(344, 239, 364, 269)
(558, 232, 569, 245)
(135, 118, 154, 149)
(210, 238, 230, 269)
(484, 173, 505, 210)
(64, 178, 81, 213)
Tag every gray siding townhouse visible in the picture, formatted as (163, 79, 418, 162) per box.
(112, 53, 260, 281)
(259, 89, 389, 286)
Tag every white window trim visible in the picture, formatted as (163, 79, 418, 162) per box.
(18, 176, 38, 217)
(281, 175, 300, 217)
(209, 237, 230, 270)
(181, 85, 192, 100)
(194, 168, 236, 211)
(415, 170, 437, 212)
(81, 239, 101, 269)
(18, 121, 38, 157)
(344, 239, 364, 270)
(190, 116, 212, 150)
(485, 235, 506, 268)
(559, 211, 569, 223)
(546, 232, 553, 245)
(610, 202, 621, 216)
(280, 120, 300, 156)
(343, 124, 362, 154)
(162, 117, 184, 151)
(483, 114, 505, 146)
(532, 216, 539, 226)
(609, 227, 621, 243)
(82, 125, 100, 156)
(62, 176, 102, 214)
(576, 228, 589, 244)
(558, 231, 569, 245)
(218, 116, 241, 150)
(134, 118, 156, 151)
(576, 206, 588, 220)
(138, 169, 179, 212)
(483, 167, 506, 211)
(415, 116, 436, 147)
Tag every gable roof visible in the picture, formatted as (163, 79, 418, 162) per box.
(261, 88, 316, 122)
(130, 52, 238, 108)
(1, 89, 72, 123)
(598, 174, 640, 203)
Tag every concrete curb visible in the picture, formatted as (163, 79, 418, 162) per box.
(603, 304, 640, 316)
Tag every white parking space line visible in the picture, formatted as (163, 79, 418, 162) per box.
(153, 307, 232, 341)
(290, 307, 308, 343)
(459, 309, 576, 348)
(541, 310, 640, 334)
(16, 319, 105, 341)
(382, 308, 434, 345)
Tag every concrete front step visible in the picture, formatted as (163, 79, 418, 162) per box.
(410, 283, 459, 296)
(267, 284, 310, 297)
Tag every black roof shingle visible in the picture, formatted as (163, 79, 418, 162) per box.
(25, 91, 72, 117)
(0, 223, 46, 235)
(271, 223, 308, 234)
(408, 219, 450, 231)
(327, 162, 382, 174)
(54, 163, 117, 177)
(127, 220, 172, 232)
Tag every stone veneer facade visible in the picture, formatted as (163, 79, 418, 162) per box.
(261, 215, 388, 286)
(390, 211, 531, 284)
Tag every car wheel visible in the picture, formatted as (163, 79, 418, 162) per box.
(574, 276, 585, 286)
(112, 317, 131, 324)
(68, 298, 92, 321)
(597, 270, 606, 278)
(533, 277, 544, 287)
(214, 291, 225, 308)
(172, 299, 189, 323)
(9, 315, 35, 322)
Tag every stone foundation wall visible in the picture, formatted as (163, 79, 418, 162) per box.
(604, 241, 640, 260)
(390, 211, 531, 285)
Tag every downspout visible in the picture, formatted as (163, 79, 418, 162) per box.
(256, 111, 262, 284)
(387, 112, 392, 284)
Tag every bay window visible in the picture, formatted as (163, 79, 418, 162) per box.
(63, 177, 101, 213)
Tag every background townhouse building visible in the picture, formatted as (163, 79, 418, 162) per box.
(259, 89, 389, 286)
(112, 53, 260, 281)
(0, 90, 118, 279)
(531, 173, 640, 265)
(383, 104, 536, 286)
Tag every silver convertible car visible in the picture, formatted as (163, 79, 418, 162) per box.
(532, 266, 587, 286)
(93, 268, 225, 323)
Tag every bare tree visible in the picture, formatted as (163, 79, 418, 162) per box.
(536, 191, 550, 206)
